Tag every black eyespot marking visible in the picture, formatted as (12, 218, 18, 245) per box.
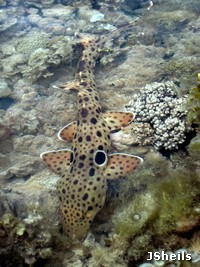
(86, 135, 91, 141)
(98, 145, 103, 150)
(96, 131, 102, 137)
(88, 206, 93, 211)
(90, 117, 97, 124)
(84, 97, 89, 102)
(73, 180, 79, 185)
(62, 188, 66, 194)
(94, 150, 107, 166)
(81, 108, 88, 118)
(89, 168, 95, 177)
(70, 166, 73, 173)
(95, 96, 99, 101)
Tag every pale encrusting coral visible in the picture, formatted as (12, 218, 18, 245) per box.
(0, 0, 200, 266)
(126, 81, 193, 151)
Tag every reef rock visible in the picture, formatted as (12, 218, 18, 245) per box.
(0, 80, 12, 98)
(0, 121, 11, 140)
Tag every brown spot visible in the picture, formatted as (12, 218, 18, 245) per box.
(78, 162, 84, 168)
(90, 117, 97, 124)
(80, 82, 87, 87)
(82, 193, 89, 201)
(96, 131, 102, 137)
(78, 137, 83, 142)
(79, 155, 86, 160)
(81, 108, 88, 118)
(89, 168, 95, 177)
(77, 59, 85, 72)
(86, 135, 91, 141)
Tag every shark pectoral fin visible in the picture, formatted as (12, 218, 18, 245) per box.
(40, 149, 71, 175)
(103, 153, 143, 179)
(103, 111, 134, 132)
(58, 121, 77, 142)
(57, 81, 80, 92)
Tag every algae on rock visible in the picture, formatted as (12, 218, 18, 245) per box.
(186, 78, 200, 129)
(22, 36, 73, 81)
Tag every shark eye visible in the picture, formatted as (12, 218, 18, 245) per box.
(94, 150, 107, 166)
(70, 151, 74, 164)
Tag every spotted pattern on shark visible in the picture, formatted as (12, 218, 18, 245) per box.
(41, 22, 143, 240)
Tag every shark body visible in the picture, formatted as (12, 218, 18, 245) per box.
(41, 26, 143, 240)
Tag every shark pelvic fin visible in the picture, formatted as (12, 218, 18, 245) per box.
(58, 121, 77, 142)
(103, 111, 134, 132)
(103, 153, 143, 179)
(40, 149, 72, 175)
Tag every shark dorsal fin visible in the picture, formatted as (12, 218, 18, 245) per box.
(40, 149, 72, 175)
(103, 111, 134, 132)
(58, 121, 77, 142)
(103, 153, 143, 179)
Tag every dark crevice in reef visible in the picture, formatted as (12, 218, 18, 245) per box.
(0, 97, 15, 110)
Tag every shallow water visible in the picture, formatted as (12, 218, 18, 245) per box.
(0, 1, 200, 266)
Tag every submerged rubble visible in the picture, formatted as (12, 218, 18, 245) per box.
(0, 0, 200, 266)
(126, 81, 193, 151)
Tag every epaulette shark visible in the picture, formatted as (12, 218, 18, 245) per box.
(41, 20, 143, 240)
